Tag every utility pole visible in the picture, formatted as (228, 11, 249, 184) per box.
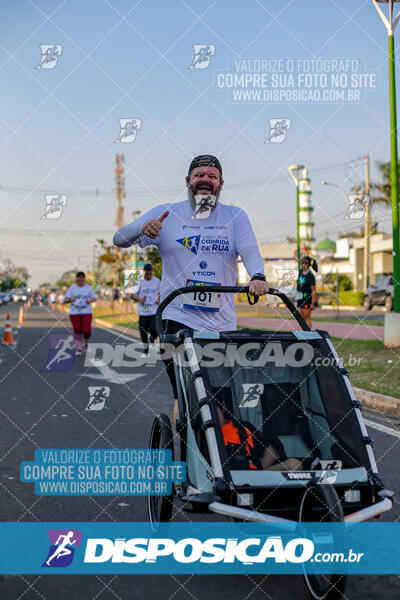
(114, 154, 125, 286)
(92, 244, 97, 291)
(114, 154, 125, 228)
(363, 154, 371, 289)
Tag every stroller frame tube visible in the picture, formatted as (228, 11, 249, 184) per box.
(207, 496, 393, 524)
(181, 336, 224, 479)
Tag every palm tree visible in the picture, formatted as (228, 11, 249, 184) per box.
(352, 160, 395, 210)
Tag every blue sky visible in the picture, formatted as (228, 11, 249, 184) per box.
(0, 0, 398, 285)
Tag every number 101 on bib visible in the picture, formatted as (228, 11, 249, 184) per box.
(182, 279, 221, 312)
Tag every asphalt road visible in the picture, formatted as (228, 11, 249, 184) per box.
(0, 303, 399, 600)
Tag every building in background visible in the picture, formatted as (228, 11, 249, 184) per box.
(314, 236, 336, 259)
(238, 233, 393, 293)
(237, 242, 297, 287)
(319, 233, 393, 291)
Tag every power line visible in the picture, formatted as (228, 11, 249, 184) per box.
(0, 157, 368, 197)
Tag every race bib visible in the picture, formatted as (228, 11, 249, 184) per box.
(182, 279, 221, 312)
(141, 302, 153, 313)
(74, 295, 87, 312)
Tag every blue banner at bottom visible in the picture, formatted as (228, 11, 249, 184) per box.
(0, 522, 398, 574)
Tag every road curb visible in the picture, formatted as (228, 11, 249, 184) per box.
(353, 387, 400, 416)
(93, 318, 140, 340)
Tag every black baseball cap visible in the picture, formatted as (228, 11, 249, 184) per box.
(187, 155, 222, 177)
(144, 263, 153, 271)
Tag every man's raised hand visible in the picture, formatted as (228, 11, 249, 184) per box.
(141, 210, 169, 239)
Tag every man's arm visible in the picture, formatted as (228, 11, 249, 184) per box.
(239, 245, 264, 278)
(113, 207, 169, 248)
(239, 246, 270, 296)
(132, 294, 145, 303)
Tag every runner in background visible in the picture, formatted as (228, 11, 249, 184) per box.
(48, 289, 58, 309)
(131, 263, 160, 357)
(111, 285, 120, 312)
(296, 256, 318, 329)
(58, 289, 65, 312)
(63, 272, 96, 355)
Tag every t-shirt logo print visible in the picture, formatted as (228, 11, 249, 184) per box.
(176, 235, 201, 255)
(239, 383, 264, 408)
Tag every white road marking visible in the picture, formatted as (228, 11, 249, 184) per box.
(363, 418, 400, 439)
(81, 364, 146, 385)
(94, 323, 139, 343)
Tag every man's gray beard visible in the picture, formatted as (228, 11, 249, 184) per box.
(188, 186, 220, 216)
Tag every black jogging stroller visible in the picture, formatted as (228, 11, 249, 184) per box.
(147, 286, 393, 600)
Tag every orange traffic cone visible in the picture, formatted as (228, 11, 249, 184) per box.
(2, 314, 14, 346)
(19, 305, 24, 324)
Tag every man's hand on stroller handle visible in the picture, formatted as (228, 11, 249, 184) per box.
(249, 279, 269, 297)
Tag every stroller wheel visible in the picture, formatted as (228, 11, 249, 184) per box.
(299, 484, 347, 600)
(147, 414, 174, 526)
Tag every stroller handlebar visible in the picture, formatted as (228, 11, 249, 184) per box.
(155, 285, 310, 335)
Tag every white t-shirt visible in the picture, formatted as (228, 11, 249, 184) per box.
(137, 276, 161, 316)
(136, 201, 258, 331)
(65, 283, 96, 315)
(49, 292, 57, 303)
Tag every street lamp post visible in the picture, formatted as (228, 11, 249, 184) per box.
(372, 0, 400, 344)
(288, 164, 305, 271)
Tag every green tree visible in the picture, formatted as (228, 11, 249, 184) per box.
(56, 269, 76, 288)
(0, 258, 30, 290)
(352, 160, 394, 212)
(97, 239, 133, 285)
(337, 223, 378, 239)
(332, 273, 353, 291)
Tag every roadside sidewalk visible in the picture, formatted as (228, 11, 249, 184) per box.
(237, 315, 384, 341)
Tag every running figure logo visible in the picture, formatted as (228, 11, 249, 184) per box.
(115, 118, 142, 143)
(192, 195, 217, 219)
(42, 529, 81, 567)
(276, 268, 297, 292)
(239, 383, 264, 408)
(176, 235, 201, 255)
(36, 45, 63, 69)
(86, 386, 110, 411)
(42, 334, 77, 372)
(41, 194, 67, 219)
(189, 44, 216, 69)
(265, 119, 291, 143)
(345, 194, 369, 220)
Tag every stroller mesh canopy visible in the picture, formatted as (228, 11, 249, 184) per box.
(189, 337, 370, 470)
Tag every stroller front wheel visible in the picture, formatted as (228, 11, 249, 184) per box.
(299, 484, 347, 600)
(147, 414, 174, 526)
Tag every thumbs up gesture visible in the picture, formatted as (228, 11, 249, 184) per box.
(141, 210, 169, 239)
